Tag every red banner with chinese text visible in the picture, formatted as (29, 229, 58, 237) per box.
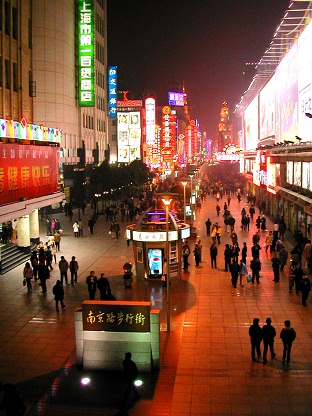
(0, 143, 61, 205)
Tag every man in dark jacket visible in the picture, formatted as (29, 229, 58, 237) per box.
(300, 275, 311, 306)
(224, 244, 232, 271)
(210, 243, 218, 268)
(271, 252, 281, 281)
(280, 320, 296, 363)
(249, 318, 263, 362)
(97, 273, 111, 300)
(262, 318, 276, 363)
(250, 257, 261, 284)
(229, 259, 240, 288)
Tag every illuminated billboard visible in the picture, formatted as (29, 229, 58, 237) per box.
(108, 66, 117, 118)
(0, 143, 61, 205)
(78, 0, 95, 107)
(145, 97, 156, 145)
(168, 91, 184, 107)
(243, 95, 258, 150)
(259, 75, 276, 141)
(117, 111, 141, 162)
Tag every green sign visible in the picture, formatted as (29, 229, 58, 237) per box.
(78, 0, 95, 107)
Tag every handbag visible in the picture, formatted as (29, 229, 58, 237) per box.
(259, 272, 262, 278)
(23, 279, 26, 286)
(246, 275, 252, 283)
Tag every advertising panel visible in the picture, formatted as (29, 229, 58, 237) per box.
(0, 143, 60, 205)
(77, 0, 95, 107)
(298, 21, 312, 141)
(117, 111, 141, 162)
(259, 75, 276, 141)
(168, 91, 184, 107)
(148, 248, 163, 276)
(108, 66, 117, 118)
(275, 42, 298, 142)
(243, 95, 258, 150)
(293, 162, 302, 187)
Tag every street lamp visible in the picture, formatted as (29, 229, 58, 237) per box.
(181, 180, 188, 223)
(188, 173, 194, 227)
(161, 196, 172, 332)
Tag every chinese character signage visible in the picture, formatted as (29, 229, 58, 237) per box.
(82, 301, 150, 332)
(132, 230, 178, 242)
(108, 66, 117, 118)
(0, 143, 61, 205)
(145, 97, 156, 145)
(168, 91, 184, 107)
(78, 0, 95, 107)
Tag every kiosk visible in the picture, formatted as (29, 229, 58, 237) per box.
(126, 207, 190, 280)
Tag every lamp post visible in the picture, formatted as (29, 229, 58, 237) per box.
(181, 180, 188, 223)
(188, 173, 194, 227)
(161, 197, 172, 332)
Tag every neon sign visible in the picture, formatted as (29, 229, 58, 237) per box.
(78, 0, 95, 107)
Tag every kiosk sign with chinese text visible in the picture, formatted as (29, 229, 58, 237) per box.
(82, 301, 150, 332)
(78, 0, 95, 107)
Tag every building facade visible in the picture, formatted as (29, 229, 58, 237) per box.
(237, 1, 312, 239)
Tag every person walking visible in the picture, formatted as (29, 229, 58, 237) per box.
(59, 256, 69, 285)
(73, 221, 79, 238)
(292, 263, 304, 294)
(250, 257, 261, 284)
(271, 252, 281, 282)
(97, 273, 110, 300)
(223, 244, 232, 271)
(88, 216, 94, 235)
(69, 256, 79, 284)
(239, 260, 248, 287)
(265, 231, 274, 253)
(230, 259, 240, 288)
(205, 218, 211, 236)
(210, 243, 218, 268)
(52, 280, 65, 312)
(216, 203, 221, 217)
(300, 275, 311, 306)
(182, 242, 190, 271)
(249, 318, 263, 362)
(280, 320, 296, 363)
(193, 243, 201, 266)
(30, 250, 39, 281)
(262, 318, 276, 364)
(121, 352, 141, 408)
(86, 271, 97, 300)
(78, 219, 84, 237)
(54, 230, 61, 251)
(38, 261, 50, 293)
(241, 242, 247, 264)
(23, 261, 33, 292)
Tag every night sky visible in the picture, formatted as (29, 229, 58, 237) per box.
(107, 0, 290, 138)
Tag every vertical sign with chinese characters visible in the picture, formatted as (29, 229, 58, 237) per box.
(108, 66, 117, 118)
(82, 301, 151, 332)
(78, 0, 95, 107)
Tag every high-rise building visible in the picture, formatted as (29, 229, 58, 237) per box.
(0, 0, 109, 269)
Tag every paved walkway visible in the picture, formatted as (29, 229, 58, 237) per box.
(0, 192, 311, 415)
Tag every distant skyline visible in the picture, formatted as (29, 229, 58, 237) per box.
(107, 0, 290, 138)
